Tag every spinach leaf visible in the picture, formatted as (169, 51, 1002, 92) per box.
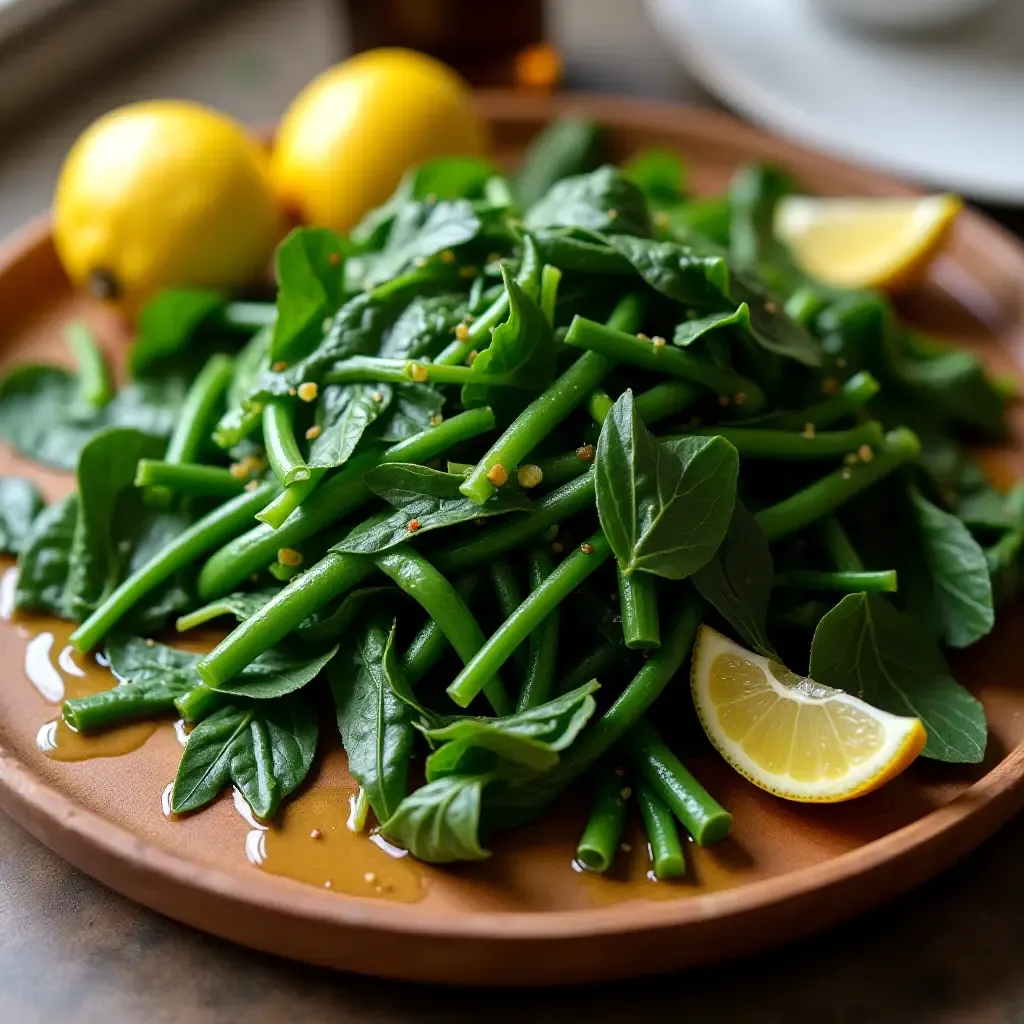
(131, 288, 227, 377)
(595, 391, 738, 578)
(0, 478, 44, 555)
(334, 463, 531, 554)
(329, 618, 414, 824)
(171, 695, 318, 817)
(107, 634, 199, 686)
(673, 304, 750, 347)
(67, 427, 166, 617)
(422, 681, 600, 780)
(525, 166, 651, 238)
(609, 235, 729, 307)
(270, 227, 348, 364)
(211, 644, 339, 699)
(514, 117, 602, 211)
(624, 149, 688, 207)
(909, 485, 994, 648)
(378, 293, 467, 361)
(297, 586, 399, 642)
(214, 327, 271, 448)
(532, 227, 635, 276)
(692, 502, 775, 656)
(461, 264, 556, 417)
(382, 773, 491, 863)
(308, 383, 392, 470)
(0, 365, 184, 470)
(14, 495, 77, 618)
(175, 588, 282, 631)
(369, 383, 444, 443)
(123, 509, 195, 633)
(809, 592, 986, 763)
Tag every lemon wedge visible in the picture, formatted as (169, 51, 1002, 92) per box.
(774, 193, 962, 291)
(691, 626, 926, 802)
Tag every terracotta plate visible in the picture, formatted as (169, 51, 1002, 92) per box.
(2, 92, 1024, 987)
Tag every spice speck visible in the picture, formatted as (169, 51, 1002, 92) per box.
(517, 464, 544, 489)
(297, 382, 318, 403)
(277, 548, 303, 567)
(486, 463, 508, 487)
(576, 443, 595, 462)
(305, 424, 323, 441)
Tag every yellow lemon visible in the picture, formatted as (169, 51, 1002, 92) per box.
(691, 626, 926, 802)
(53, 100, 280, 307)
(271, 48, 486, 232)
(774, 193, 963, 291)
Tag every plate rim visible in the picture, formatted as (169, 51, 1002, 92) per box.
(3, 91, 1024, 977)
(643, 0, 1024, 203)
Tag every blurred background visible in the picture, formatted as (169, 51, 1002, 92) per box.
(3, 0, 1021, 238)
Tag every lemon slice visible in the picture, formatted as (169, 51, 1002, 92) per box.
(691, 626, 926, 802)
(774, 193, 962, 291)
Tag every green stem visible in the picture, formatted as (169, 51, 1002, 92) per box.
(163, 354, 234, 466)
(576, 763, 630, 873)
(617, 568, 660, 650)
(587, 389, 615, 425)
(63, 686, 180, 732)
(221, 302, 276, 331)
(533, 450, 594, 488)
(517, 547, 560, 711)
(435, 290, 510, 366)
(173, 683, 228, 723)
(555, 637, 623, 696)
(401, 574, 481, 686)
(263, 400, 310, 486)
(375, 548, 511, 716)
(634, 380, 701, 426)
(668, 421, 884, 460)
(775, 569, 897, 594)
(70, 482, 278, 652)
(540, 265, 561, 326)
(820, 516, 865, 572)
(446, 531, 612, 708)
(761, 371, 881, 431)
(257, 470, 326, 529)
(197, 552, 375, 687)
(489, 559, 529, 684)
(134, 461, 245, 498)
(323, 357, 475, 386)
(65, 322, 112, 409)
(563, 315, 765, 412)
(636, 783, 686, 879)
(755, 427, 921, 542)
(460, 294, 645, 505)
(624, 718, 732, 846)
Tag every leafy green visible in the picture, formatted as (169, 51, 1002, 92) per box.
(308, 383, 391, 469)
(213, 327, 271, 448)
(329, 618, 414, 823)
(175, 588, 282, 631)
(692, 502, 775, 656)
(335, 463, 531, 554)
(809, 592, 986, 763)
(131, 288, 227, 377)
(171, 695, 318, 817)
(0, 478, 44, 555)
(123, 509, 195, 633)
(908, 485, 994, 648)
(210, 644, 338, 699)
(609, 234, 729, 308)
(526, 166, 651, 238)
(514, 117, 602, 211)
(14, 495, 77, 618)
(673, 304, 750, 347)
(370, 383, 444, 443)
(422, 681, 600, 779)
(378, 292, 467, 361)
(297, 586, 399, 642)
(624, 149, 688, 207)
(595, 392, 738, 578)
(270, 227, 347, 364)
(382, 773, 491, 863)
(67, 427, 165, 617)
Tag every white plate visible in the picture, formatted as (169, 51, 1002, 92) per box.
(644, 0, 1024, 202)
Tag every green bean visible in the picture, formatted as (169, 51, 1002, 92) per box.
(636, 783, 686, 879)
(164, 354, 234, 466)
(65, 321, 112, 409)
(435, 287, 510, 367)
(200, 408, 496, 598)
(324, 356, 476, 387)
(63, 686, 181, 733)
(401, 574, 481, 686)
(755, 428, 921, 542)
(624, 719, 731, 845)
(220, 301, 276, 331)
(263, 399, 310, 486)
(634, 380, 701, 426)
(70, 482, 278, 652)
(174, 683, 229, 723)
(667, 421, 884, 460)
(489, 559, 529, 683)
(555, 637, 623, 696)
(617, 568, 660, 650)
(375, 548, 511, 715)
(447, 530, 612, 708)
(587, 389, 615, 425)
(820, 515, 865, 572)
(197, 552, 375, 686)
(517, 547, 560, 711)
(775, 569, 897, 594)
(576, 763, 630, 872)
(134, 460, 245, 498)
(761, 371, 880, 431)
(446, 461, 474, 477)
(200, 472, 597, 684)
(540, 264, 561, 326)
(533, 450, 593, 488)
(563, 315, 765, 412)
(257, 470, 326, 529)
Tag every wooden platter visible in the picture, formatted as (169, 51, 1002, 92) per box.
(2, 92, 1024, 986)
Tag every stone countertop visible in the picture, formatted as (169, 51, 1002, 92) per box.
(0, 1, 1019, 1020)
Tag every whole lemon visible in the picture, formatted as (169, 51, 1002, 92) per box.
(53, 100, 281, 306)
(271, 48, 486, 232)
